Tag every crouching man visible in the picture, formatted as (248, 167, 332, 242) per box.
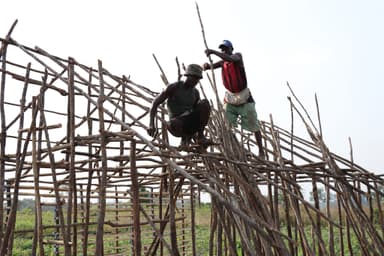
(147, 64, 212, 148)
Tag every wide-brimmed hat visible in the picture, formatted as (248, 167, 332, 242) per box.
(184, 64, 203, 79)
(219, 40, 233, 50)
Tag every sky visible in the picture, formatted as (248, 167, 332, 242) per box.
(1, 0, 383, 174)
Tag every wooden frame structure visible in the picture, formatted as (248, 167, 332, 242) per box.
(0, 22, 383, 255)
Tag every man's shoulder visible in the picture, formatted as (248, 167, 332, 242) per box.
(167, 81, 191, 97)
(232, 52, 244, 65)
(166, 81, 183, 91)
(224, 52, 242, 64)
(233, 52, 243, 59)
(167, 80, 183, 87)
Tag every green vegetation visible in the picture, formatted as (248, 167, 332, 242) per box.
(9, 199, 384, 255)
(13, 208, 57, 255)
(195, 203, 211, 254)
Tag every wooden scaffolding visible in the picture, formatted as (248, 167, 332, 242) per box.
(0, 22, 383, 255)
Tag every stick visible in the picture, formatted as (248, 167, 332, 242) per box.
(195, 2, 221, 106)
(152, 53, 169, 85)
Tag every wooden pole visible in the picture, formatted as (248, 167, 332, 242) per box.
(95, 60, 107, 255)
(0, 20, 18, 247)
(130, 139, 142, 255)
(32, 97, 45, 255)
(67, 57, 77, 256)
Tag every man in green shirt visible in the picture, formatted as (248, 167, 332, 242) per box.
(147, 64, 212, 148)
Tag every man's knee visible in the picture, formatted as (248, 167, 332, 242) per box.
(197, 99, 210, 112)
(167, 119, 183, 137)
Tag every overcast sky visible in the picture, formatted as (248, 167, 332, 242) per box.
(1, 0, 383, 174)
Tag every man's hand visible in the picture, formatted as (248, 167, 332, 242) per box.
(202, 63, 210, 71)
(204, 49, 214, 56)
(147, 126, 156, 137)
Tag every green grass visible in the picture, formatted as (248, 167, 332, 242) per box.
(12, 208, 56, 255)
(10, 202, 384, 255)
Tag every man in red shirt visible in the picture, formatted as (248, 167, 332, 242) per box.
(203, 40, 264, 157)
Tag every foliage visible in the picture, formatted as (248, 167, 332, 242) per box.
(17, 198, 35, 211)
(10, 200, 384, 255)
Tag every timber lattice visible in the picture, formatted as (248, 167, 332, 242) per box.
(0, 22, 384, 255)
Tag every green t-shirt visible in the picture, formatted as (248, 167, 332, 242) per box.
(166, 81, 199, 119)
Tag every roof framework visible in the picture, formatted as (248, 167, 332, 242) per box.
(0, 21, 383, 255)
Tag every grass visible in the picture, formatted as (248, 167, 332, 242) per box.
(9, 202, 384, 255)
(194, 203, 211, 255)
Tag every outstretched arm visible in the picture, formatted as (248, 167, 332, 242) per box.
(202, 60, 223, 71)
(205, 49, 241, 63)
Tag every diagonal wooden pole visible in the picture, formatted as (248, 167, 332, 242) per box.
(195, 2, 221, 108)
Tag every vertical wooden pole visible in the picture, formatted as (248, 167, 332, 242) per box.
(79, 185, 84, 255)
(37, 73, 48, 255)
(217, 215, 223, 256)
(326, 177, 334, 255)
(37, 84, 69, 256)
(114, 185, 119, 254)
(190, 186, 196, 256)
(32, 97, 45, 255)
(95, 60, 108, 255)
(159, 174, 164, 256)
(0, 20, 18, 246)
(181, 196, 185, 255)
(83, 67, 94, 256)
(130, 140, 141, 255)
(160, 101, 168, 256)
(209, 199, 217, 256)
(67, 57, 77, 256)
(120, 78, 127, 176)
(169, 167, 179, 256)
(1, 62, 30, 255)
(311, 181, 321, 254)
(336, 191, 345, 256)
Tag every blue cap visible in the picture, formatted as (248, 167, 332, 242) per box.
(219, 40, 233, 49)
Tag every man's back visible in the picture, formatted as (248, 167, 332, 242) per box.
(221, 52, 248, 93)
(166, 81, 199, 118)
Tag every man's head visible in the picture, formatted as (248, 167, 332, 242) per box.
(219, 40, 233, 53)
(184, 64, 203, 79)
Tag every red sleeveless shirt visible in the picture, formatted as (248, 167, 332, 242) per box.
(221, 56, 247, 93)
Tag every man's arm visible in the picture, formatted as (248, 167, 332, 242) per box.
(205, 49, 241, 63)
(147, 85, 174, 136)
(203, 60, 223, 71)
(193, 89, 201, 108)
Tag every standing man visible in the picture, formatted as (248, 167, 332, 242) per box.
(203, 40, 264, 157)
(147, 64, 212, 148)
